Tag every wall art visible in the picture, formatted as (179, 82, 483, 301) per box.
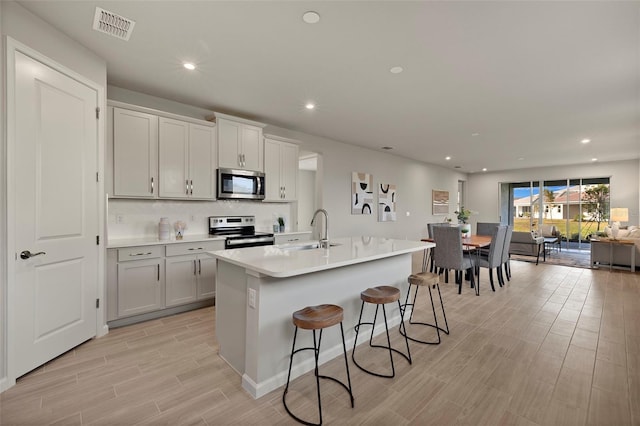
(432, 189, 449, 215)
(352, 172, 373, 215)
(378, 183, 396, 222)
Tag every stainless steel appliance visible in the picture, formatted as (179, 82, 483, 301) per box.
(217, 168, 265, 200)
(209, 215, 274, 249)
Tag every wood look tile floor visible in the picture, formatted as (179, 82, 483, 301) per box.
(2, 260, 640, 425)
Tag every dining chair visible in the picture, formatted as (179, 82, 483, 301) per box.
(476, 222, 499, 236)
(426, 222, 451, 272)
(501, 225, 513, 282)
(476, 225, 507, 292)
(432, 226, 476, 295)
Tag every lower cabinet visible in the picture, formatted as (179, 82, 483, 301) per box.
(117, 257, 163, 317)
(107, 239, 224, 324)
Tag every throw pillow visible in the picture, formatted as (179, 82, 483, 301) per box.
(627, 229, 640, 238)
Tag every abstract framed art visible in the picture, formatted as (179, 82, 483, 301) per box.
(432, 189, 449, 215)
(352, 172, 373, 215)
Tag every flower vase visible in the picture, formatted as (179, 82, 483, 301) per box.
(460, 223, 471, 236)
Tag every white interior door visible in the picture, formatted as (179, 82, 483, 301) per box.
(13, 51, 98, 377)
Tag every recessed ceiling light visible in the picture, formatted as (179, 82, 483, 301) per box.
(305, 102, 315, 110)
(445, 156, 451, 161)
(302, 11, 320, 24)
(471, 133, 480, 137)
(517, 157, 524, 161)
(183, 63, 195, 70)
(381, 146, 393, 150)
(581, 138, 591, 144)
(390, 66, 404, 74)
(482, 168, 487, 172)
(592, 158, 598, 162)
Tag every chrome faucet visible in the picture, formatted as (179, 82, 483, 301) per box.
(310, 208, 329, 249)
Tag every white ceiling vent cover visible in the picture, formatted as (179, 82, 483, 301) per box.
(92, 7, 135, 41)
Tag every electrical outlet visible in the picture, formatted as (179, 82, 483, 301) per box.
(248, 288, 256, 309)
(116, 215, 124, 224)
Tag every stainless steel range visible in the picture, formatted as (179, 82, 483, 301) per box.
(208, 215, 274, 249)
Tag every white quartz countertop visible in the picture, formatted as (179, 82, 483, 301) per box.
(207, 236, 434, 278)
(107, 234, 225, 248)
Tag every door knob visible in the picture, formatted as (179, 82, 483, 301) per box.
(20, 250, 46, 260)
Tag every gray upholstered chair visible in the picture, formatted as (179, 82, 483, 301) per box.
(426, 222, 451, 272)
(476, 225, 507, 292)
(501, 225, 513, 282)
(476, 222, 499, 236)
(432, 226, 476, 295)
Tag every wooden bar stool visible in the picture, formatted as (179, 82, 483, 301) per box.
(282, 304, 354, 426)
(400, 272, 450, 345)
(351, 286, 411, 378)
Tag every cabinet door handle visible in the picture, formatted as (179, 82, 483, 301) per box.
(188, 247, 204, 251)
(151, 177, 154, 194)
(129, 252, 153, 257)
(186, 179, 190, 195)
(190, 180, 193, 195)
(238, 153, 242, 167)
(194, 260, 197, 275)
(198, 259, 202, 274)
(157, 264, 160, 281)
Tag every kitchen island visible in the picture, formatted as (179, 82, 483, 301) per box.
(208, 236, 432, 399)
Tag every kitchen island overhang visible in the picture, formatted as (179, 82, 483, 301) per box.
(208, 236, 433, 399)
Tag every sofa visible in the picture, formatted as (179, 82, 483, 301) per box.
(509, 231, 545, 264)
(592, 226, 640, 270)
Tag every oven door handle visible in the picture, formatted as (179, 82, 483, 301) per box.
(226, 237, 274, 247)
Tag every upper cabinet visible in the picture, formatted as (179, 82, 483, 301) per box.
(158, 118, 216, 199)
(263, 135, 299, 202)
(112, 107, 158, 198)
(108, 101, 216, 200)
(214, 113, 266, 172)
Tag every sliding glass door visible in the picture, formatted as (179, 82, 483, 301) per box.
(502, 177, 610, 251)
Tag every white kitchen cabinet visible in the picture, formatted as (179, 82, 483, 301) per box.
(106, 239, 222, 325)
(165, 240, 224, 307)
(264, 135, 299, 201)
(159, 118, 216, 199)
(216, 114, 265, 171)
(112, 107, 158, 198)
(116, 256, 164, 318)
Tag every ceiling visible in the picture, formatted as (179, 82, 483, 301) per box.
(18, 1, 640, 173)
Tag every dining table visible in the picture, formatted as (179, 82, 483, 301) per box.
(420, 234, 493, 295)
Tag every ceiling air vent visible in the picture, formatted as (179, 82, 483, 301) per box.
(92, 7, 135, 41)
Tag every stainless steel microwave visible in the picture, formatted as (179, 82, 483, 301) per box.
(217, 168, 265, 200)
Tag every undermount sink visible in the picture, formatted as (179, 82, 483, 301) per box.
(279, 242, 342, 251)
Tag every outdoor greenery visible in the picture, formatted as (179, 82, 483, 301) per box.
(582, 184, 610, 232)
(513, 218, 604, 241)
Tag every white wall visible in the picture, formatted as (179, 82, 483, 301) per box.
(297, 170, 316, 232)
(467, 160, 640, 226)
(1, 1, 107, 391)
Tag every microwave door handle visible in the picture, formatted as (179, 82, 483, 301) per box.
(257, 175, 261, 195)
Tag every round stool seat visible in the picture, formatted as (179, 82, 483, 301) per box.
(408, 272, 439, 286)
(293, 304, 344, 330)
(360, 286, 400, 304)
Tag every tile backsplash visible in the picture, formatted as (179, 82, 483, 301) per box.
(107, 199, 294, 240)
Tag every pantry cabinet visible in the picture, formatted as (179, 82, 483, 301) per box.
(264, 135, 299, 201)
(216, 113, 265, 171)
(158, 118, 216, 199)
